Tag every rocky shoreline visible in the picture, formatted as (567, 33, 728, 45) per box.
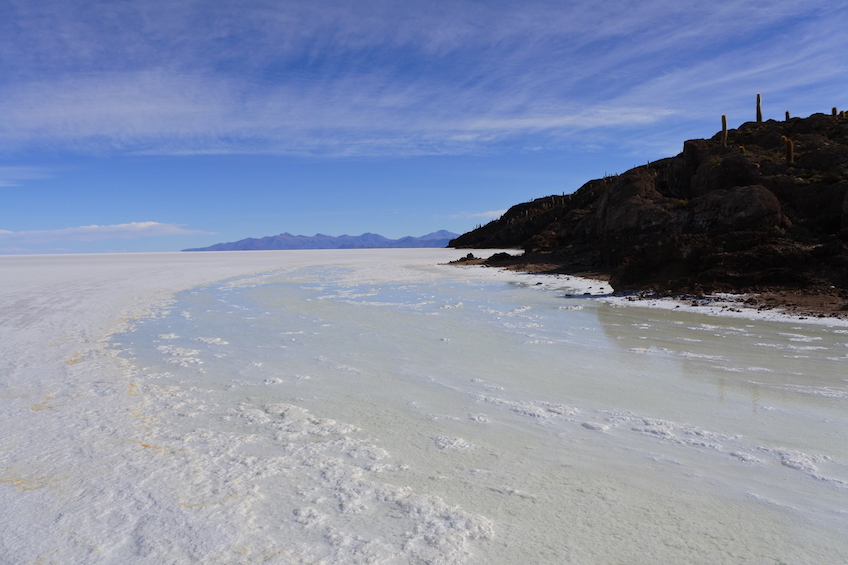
(450, 105, 848, 318)
(451, 251, 848, 320)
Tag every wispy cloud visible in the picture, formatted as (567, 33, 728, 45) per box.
(0, 0, 845, 157)
(453, 210, 507, 220)
(0, 222, 212, 244)
(0, 166, 52, 187)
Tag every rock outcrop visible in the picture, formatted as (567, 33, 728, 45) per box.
(450, 111, 848, 295)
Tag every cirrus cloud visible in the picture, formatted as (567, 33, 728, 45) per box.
(1, 0, 845, 157)
(0, 222, 213, 245)
(464, 210, 507, 220)
(0, 166, 52, 187)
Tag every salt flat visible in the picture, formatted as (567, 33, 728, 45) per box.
(2, 249, 847, 564)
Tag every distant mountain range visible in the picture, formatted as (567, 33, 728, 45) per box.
(182, 230, 459, 251)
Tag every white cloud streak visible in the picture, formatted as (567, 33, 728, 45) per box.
(0, 222, 212, 244)
(0, 166, 52, 187)
(461, 210, 508, 220)
(0, 0, 845, 157)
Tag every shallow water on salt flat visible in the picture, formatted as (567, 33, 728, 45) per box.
(113, 262, 848, 564)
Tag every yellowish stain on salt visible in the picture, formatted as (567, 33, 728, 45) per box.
(130, 439, 163, 450)
(29, 396, 62, 411)
(129, 405, 157, 429)
(0, 473, 55, 491)
(129, 439, 186, 456)
(127, 382, 141, 396)
(65, 352, 85, 365)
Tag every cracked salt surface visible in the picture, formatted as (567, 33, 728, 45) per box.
(3, 249, 848, 564)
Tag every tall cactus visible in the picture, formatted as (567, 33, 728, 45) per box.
(785, 111, 790, 121)
(756, 93, 762, 123)
(785, 138, 795, 164)
(721, 114, 728, 146)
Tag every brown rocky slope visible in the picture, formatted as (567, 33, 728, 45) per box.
(450, 110, 848, 314)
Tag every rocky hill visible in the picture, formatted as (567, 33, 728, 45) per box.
(451, 108, 848, 303)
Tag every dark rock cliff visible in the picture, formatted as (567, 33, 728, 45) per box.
(450, 112, 848, 294)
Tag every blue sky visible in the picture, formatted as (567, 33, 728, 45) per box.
(1, 0, 846, 253)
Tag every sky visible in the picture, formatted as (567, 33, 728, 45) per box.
(1, 0, 846, 254)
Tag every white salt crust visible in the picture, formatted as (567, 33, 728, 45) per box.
(2, 249, 848, 564)
(0, 250, 498, 564)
